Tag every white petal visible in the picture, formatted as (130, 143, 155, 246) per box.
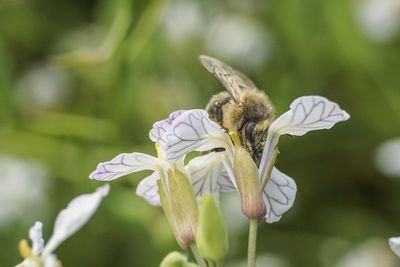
(161, 109, 233, 161)
(43, 254, 58, 267)
(29, 221, 44, 255)
(186, 152, 235, 200)
(15, 259, 39, 267)
(389, 237, 400, 257)
(89, 152, 168, 181)
(149, 110, 187, 144)
(259, 96, 349, 180)
(42, 184, 109, 255)
(217, 169, 237, 193)
(263, 168, 297, 223)
(221, 156, 237, 190)
(136, 172, 161, 206)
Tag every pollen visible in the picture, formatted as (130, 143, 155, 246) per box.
(18, 239, 32, 259)
(155, 143, 165, 160)
(229, 131, 241, 146)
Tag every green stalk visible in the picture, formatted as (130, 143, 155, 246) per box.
(247, 219, 258, 267)
(190, 243, 207, 267)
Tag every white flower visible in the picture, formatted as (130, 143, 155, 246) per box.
(337, 239, 397, 267)
(204, 14, 270, 68)
(15, 184, 109, 267)
(0, 156, 48, 226)
(162, 0, 204, 44)
(389, 237, 400, 257)
(357, 0, 400, 42)
(17, 65, 71, 110)
(90, 110, 235, 206)
(375, 138, 400, 178)
(157, 96, 349, 223)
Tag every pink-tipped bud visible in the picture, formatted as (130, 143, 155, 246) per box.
(234, 145, 266, 220)
(158, 169, 199, 250)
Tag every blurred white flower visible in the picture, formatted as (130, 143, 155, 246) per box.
(0, 156, 48, 226)
(15, 184, 109, 267)
(204, 15, 270, 68)
(336, 239, 397, 267)
(389, 237, 400, 257)
(375, 138, 400, 177)
(162, 0, 204, 44)
(357, 0, 400, 41)
(17, 65, 71, 110)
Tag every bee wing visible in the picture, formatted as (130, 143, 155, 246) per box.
(199, 55, 256, 103)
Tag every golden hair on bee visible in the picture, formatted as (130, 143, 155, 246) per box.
(200, 55, 275, 165)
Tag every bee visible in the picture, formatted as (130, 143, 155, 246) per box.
(199, 55, 276, 166)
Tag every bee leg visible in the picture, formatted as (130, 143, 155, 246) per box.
(237, 116, 247, 132)
(214, 97, 231, 125)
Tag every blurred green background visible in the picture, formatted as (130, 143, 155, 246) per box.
(1, 0, 400, 266)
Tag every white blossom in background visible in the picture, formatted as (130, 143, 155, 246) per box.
(375, 138, 400, 177)
(16, 65, 71, 110)
(356, 0, 400, 41)
(389, 237, 400, 257)
(204, 15, 270, 68)
(15, 184, 109, 267)
(0, 156, 48, 226)
(336, 239, 397, 267)
(162, 0, 205, 44)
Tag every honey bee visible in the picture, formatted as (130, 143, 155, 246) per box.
(199, 55, 276, 166)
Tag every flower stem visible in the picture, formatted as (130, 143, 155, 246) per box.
(247, 219, 258, 267)
(190, 243, 207, 267)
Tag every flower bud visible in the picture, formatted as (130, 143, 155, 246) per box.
(158, 169, 199, 250)
(234, 145, 266, 220)
(160, 251, 198, 267)
(196, 194, 228, 262)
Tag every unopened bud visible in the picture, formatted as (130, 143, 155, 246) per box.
(158, 169, 199, 250)
(196, 194, 228, 262)
(234, 146, 266, 220)
(159, 251, 198, 267)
